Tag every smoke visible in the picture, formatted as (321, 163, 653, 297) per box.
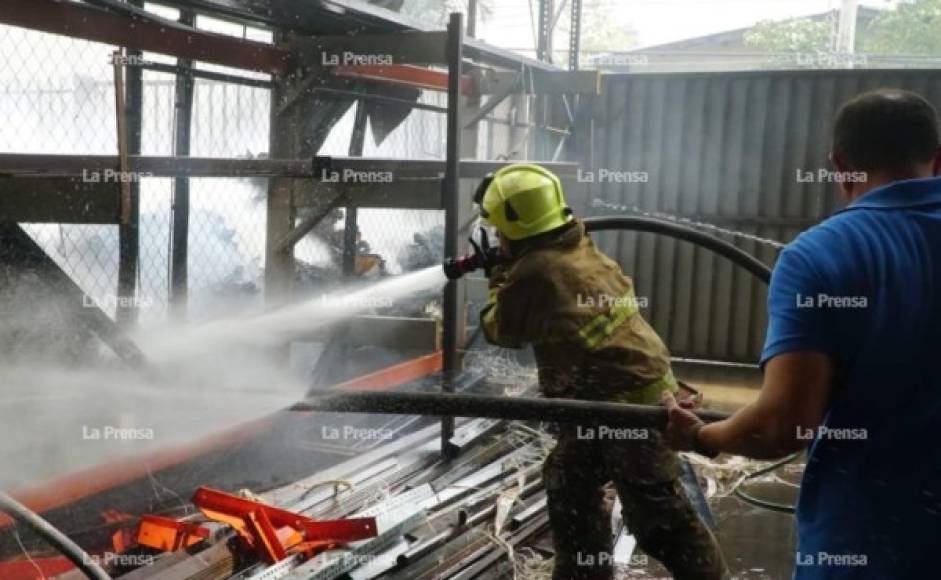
(0, 266, 447, 490)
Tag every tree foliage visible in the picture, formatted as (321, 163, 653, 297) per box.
(743, 15, 834, 54)
(862, 0, 941, 55)
(553, 0, 639, 64)
(744, 0, 941, 58)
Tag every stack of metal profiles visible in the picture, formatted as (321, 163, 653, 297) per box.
(97, 377, 644, 580)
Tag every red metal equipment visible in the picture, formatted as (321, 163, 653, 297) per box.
(139, 487, 378, 565)
(137, 515, 210, 552)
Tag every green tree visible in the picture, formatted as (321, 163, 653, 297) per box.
(862, 0, 941, 55)
(743, 15, 834, 54)
(554, 0, 640, 65)
(744, 0, 941, 64)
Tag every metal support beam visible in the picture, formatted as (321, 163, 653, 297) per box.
(116, 15, 144, 328)
(313, 87, 448, 114)
(170, 10, 196, 321)
(0, 154, 579, 180)
(307, 32, 449, 66)
(463, 75, 521, 129)
(264, 31, 297, 313)
(442, 13, 465, 456)
(537, 0, 554, 63)
(0, 224, 147, 369)
(330, 65, 471, 94)
(569, 0, 583, 71)
(0, 0, 289, 74)
(343, 100, 369, 278)
(136, 60, 273, 89)
(0, 154, 312, 178)
(0, 178, 121, 223)
(290, 390, 730, 427)
(275, 192, 345, 253)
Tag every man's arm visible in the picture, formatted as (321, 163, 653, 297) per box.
(664, 350, 835, 459)
(664, 242, 838, 459)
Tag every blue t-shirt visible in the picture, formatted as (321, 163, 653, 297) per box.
(761, 177, 941, 579)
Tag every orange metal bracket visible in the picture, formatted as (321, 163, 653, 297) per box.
(192, 487, 377, 564)
(335, 351, 442, 391)
(137, 514, 211, 551)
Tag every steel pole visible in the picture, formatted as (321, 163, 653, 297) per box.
(441, 12, 465, 456)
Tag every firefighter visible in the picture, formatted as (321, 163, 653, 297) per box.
(473, 164, 727, 580)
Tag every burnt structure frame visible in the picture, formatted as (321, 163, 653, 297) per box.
(0, 0, 588, 455)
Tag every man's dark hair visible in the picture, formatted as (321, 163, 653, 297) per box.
(832, 89, 940, 176)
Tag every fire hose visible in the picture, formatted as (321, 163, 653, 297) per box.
(438, 214, 797, 513)
(0, 490, 111, 580)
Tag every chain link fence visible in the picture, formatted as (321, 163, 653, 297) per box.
(0, 9, 528, 367)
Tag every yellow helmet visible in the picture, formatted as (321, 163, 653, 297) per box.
(474, 163, 573, 241)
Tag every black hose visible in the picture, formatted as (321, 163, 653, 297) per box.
(582, 215, 798, 514)
(0, 490, 111, 580)
(291, 390, 731, 428)
(582, 215, 772, 284)
(731, 453, 800, 514)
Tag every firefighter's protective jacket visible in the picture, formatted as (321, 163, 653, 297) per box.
(480, 219, 678, 403)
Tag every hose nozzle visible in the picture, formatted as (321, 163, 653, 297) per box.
(442, 254, 482, 280)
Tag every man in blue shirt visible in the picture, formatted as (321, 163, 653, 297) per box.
(663, 88, 941, 578)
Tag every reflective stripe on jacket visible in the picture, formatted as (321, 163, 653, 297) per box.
(480, 220, 677, 403)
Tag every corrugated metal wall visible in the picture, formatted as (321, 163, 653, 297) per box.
(581, 69, 941, 363)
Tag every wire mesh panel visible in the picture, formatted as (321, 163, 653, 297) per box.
(186, 178, 268, 320)
(0, 25, 118, 155)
